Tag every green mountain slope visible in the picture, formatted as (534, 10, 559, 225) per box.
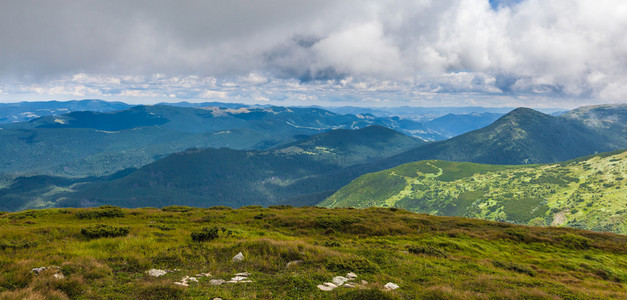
(1, 126, 423, 211)
(321, 150, 627, 234)
(384, 107, 626, 166)
(0, 206, 626, 299)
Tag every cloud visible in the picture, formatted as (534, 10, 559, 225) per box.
(0, 0, 626, 107)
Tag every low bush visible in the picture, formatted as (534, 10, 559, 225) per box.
(325, 256, 379, 274)
(75, 207, 124, 219)
(0, 240, 38, 251)
(190, 226, 219, 242)
(80, 224, 129, 239)
(161, 205, 193, 212)
(136, 280, 185, 299)
(557, 233, 591, 249)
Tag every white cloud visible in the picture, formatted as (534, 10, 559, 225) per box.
(0, 0, 626, 106)
(200, 90, 228, 99)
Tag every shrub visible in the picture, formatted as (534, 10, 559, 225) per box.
(557, 233, 591, 249)
(190, 226, 219, 242)
(325, 256, 379, 274)
(0, 240, 38, 251)
(207, 206, 232, 210)
(408, 245, 448, 258)
(504, 228, 528, 241)
(254, 213, 275, 220)
(136, 280, 185, 299)
(75, 207, 124, 220)
(80, 224, 129, 239)
(161, 205, 193, 212)
(315, 215, 358, 229)
(269, 205, 293, 209)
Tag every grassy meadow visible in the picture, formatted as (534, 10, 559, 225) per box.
(0, 206, 626, 299)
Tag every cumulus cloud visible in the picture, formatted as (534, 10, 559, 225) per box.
(0, 0, 625, 107)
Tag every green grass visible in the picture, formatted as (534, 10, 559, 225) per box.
(322, 149, 627, 234)
(0, 206, 626, 299)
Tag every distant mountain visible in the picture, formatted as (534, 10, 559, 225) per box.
(156, 101, 250, 109)
(0, 105, 434, 178)
(424, 112, 503, 138)
(1, 126, 423, 211)
(383, 107, 626, 166)
(319, 105, 564, 121)
(561, 104, 627, 146)
(321, 149, 627, 234)
(0, 99, 131, 123)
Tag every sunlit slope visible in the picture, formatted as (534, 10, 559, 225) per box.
(321, 150, 627, 234)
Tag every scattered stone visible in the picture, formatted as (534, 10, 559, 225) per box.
(344, 283, 356, 288)
(175, 276, 199, 287)
(31, 266, 63, 277)
(195, 272, 212, 277)
(361, 280, 368, 285)
(146, 269, 168, 277)
(232, 252, 245, 262)
(209, 279, 225, 286)
(230, 276, 248, 282)
(286, 260, 303, 268)
(228, 272, 252, 283)
(332, 276, 349, 286)
(384, 282, 399, 290)
(213, 298, 222, 300)
(317, 282, 338, 291)
(346, 272, 357, 279)
(31, 267, 48, 274)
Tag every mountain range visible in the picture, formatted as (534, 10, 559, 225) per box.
(0, 104, 441, 178)
(0, 99, 131, 123)
(0, 102, 624, 231)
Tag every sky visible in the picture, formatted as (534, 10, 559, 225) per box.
(0, 0, 626, 108)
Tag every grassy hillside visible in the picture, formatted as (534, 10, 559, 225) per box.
(0, 206, 626, 299)
(322, 150, 627, 234)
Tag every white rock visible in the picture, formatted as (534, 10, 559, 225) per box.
(174, 282, 188, 287)
(230, 276, 248, 281)
(233, 252, 245, 262)
(209, 279, 225, 286)
(195, 272, 212, 277)
(186, 277, 199, 283)
(31, 267, 47, 274)
(361, 280, 368, 285)
(53, 273, 65, 280)
(346, 272, 357, 279)
(317, 282, 338, 291)
(344, 283, 356, 288)
(286, 260, 303, 268)
(384, 282, 399, 290)
(234, 272, 250, 277)
(146, 269, 168, 277)
(332, 276, 349, 286)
